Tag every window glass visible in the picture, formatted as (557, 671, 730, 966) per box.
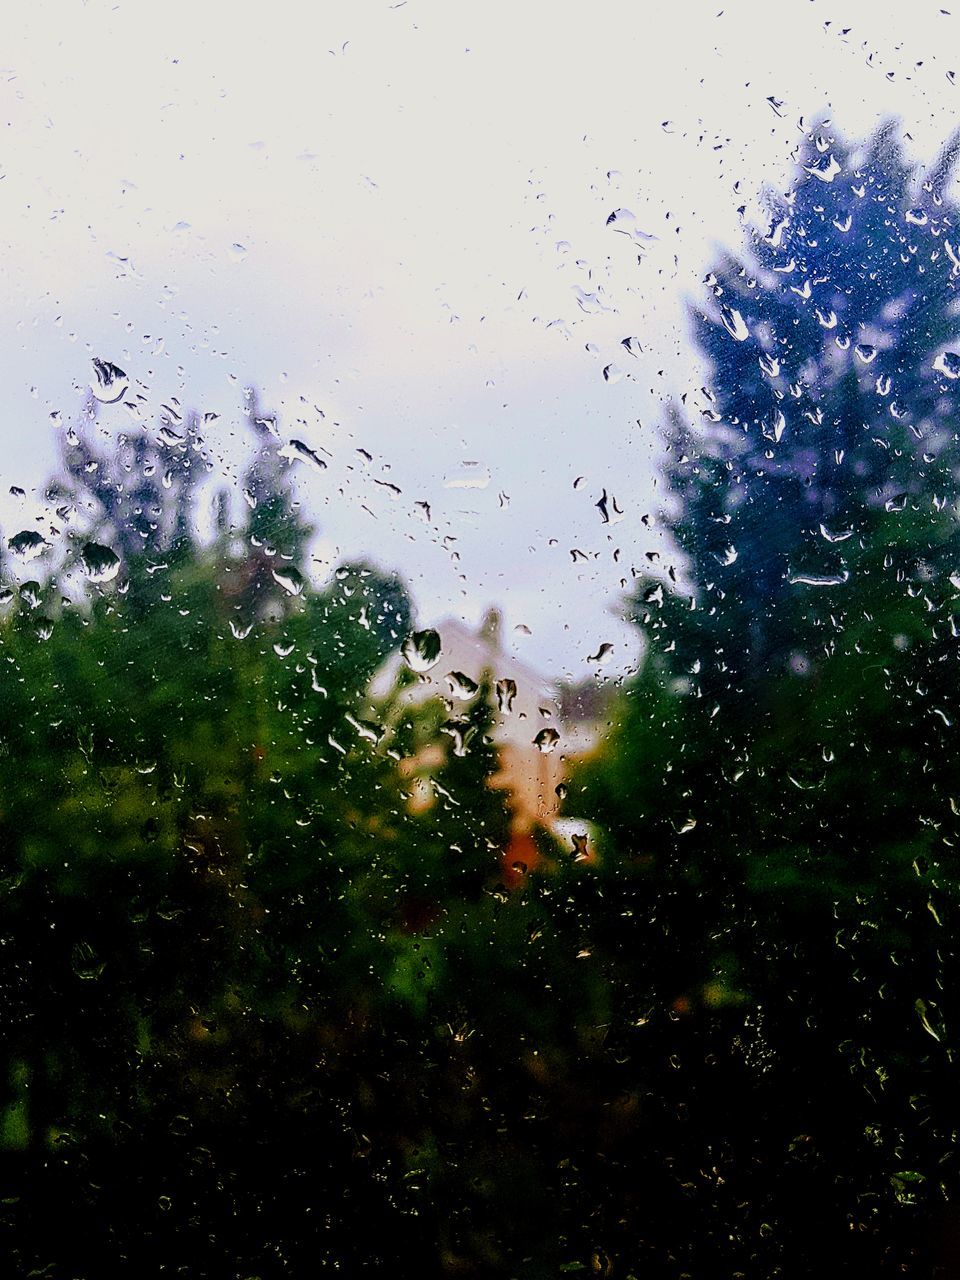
(2, 3, 960, 1276)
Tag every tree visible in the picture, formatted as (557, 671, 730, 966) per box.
(0, 392, 441, 1276)
(573, 121, 960, 1276)
(1, 383, 587, 1278)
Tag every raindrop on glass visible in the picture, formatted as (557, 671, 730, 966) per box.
(401, 628, 442, 672)
(80, 542, 121, 583)
(272, 565, 305, 596)
(90, 357, 129, 404)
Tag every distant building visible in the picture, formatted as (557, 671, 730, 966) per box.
(369, 609, 614, 843)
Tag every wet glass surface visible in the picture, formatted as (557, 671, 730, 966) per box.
(2, 2, 960, 1276)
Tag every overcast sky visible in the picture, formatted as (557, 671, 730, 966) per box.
(1, 0, 958, 676)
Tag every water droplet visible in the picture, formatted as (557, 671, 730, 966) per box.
(278, 439, 327, 473)
(402, 628, 442, 672)
(496, 677, 517, 713)
(934, 351, 960, 379)
(90, 358, 129, 404)
(855, 343, 877, 364)
(605, 208, 658, 247)
(71, 941, 105, 981)
(345, 712, 384, 745)
(916, 998, 942, 1044)
(587, 643, 614, 665)
(804, 154, 841, 183)
(787, 570, 850, 587)
(272, 565, 305, 596)
(885, 493, 908, 513)
(819, 523, 854, 543)
(713, 544, 738, 566)
(9, 530, 47, 560)
(230, 620, 254, 639)
(534, 727, 560, 753)
(80, 542, 120, 583)
(719, 305, 749, 341)
(573, 286, 612, 315)
(446, 670, 479, 701)
(441, 718, 475, 757)
(762, 409, 785, 442)
(595, 490, 623, 524)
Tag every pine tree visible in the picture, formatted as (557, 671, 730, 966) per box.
(573, 121, 960, 1275)
(645, 120, 960, 702)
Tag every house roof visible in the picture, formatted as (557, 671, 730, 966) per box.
(368, 613, 561, 748)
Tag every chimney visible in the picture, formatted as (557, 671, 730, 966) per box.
(479, 606, 502, 652)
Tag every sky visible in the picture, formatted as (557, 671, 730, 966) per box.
(0, 0, 958, 677)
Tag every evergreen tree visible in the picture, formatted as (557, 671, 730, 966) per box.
(574, 121, 960, 1276)
(649, 119, 960, 700)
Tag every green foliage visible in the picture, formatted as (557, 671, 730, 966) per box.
(0, 395, 607, 1278)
